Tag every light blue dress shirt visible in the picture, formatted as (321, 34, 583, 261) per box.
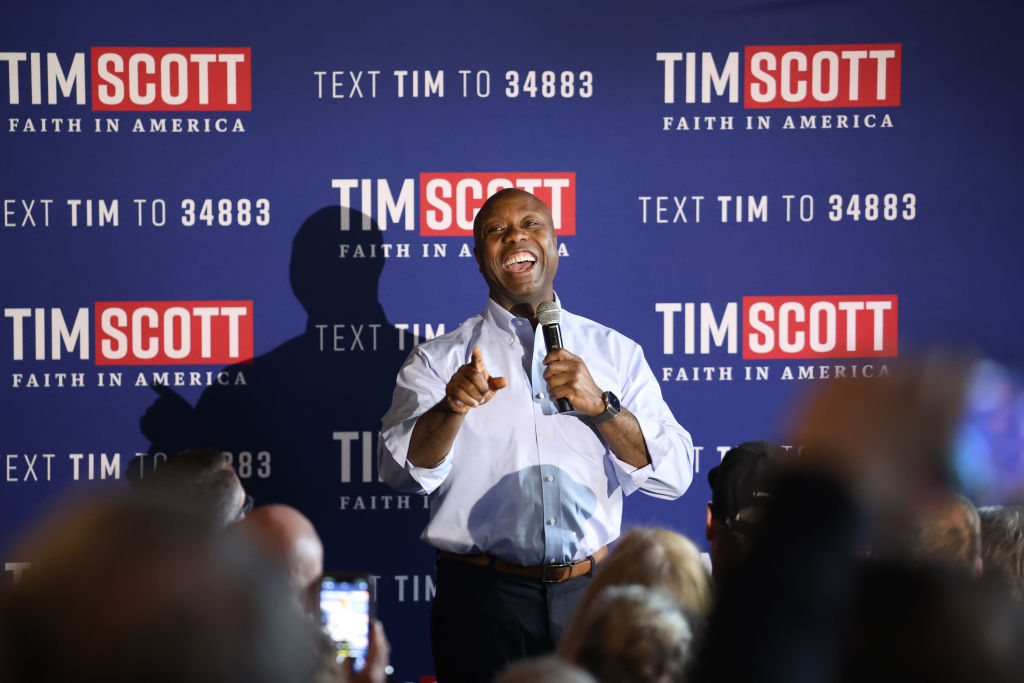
(379, 297, 694, 566)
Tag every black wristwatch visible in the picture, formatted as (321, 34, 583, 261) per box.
(590, 391, 621, 425)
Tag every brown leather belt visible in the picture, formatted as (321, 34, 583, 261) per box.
(438, 545, 608, 583)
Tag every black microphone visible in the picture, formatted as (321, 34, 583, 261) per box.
(537, 300, 573, 413)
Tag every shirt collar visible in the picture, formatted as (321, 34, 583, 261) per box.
(483, 293, 563, 331)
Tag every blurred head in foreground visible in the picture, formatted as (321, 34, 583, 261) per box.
(786, 356, 1024, 681)
(844, 561, 1024, 683)
(0, 496, 317, 683)
(787, 355, 972, 545)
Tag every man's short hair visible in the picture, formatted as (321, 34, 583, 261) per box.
(573, 585, 693, 683)
(471, 188, 550, 245)
(979, 505, 1024, 598)
(135, 448, 244, 528)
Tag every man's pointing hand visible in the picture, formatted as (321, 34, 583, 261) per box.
(444, 346, 507, 414)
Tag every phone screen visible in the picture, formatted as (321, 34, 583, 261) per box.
(319, 574, 372, 671)
(952, 359, 1024, 506)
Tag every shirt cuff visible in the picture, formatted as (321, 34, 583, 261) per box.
(405, 450, 454, 494)
(608, 413, 690, 498)
(380, 414, 453, 495)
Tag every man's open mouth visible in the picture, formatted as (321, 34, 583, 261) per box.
(502, 251, 536, 273)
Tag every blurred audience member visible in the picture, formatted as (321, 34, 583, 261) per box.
(134, 448, 250, 528)
(978, 505, 1024, 599)
(0, 495, 318, 683)
(494, 655, 598, 683)
(843, 561, 1022, 682)
(899, 493, 983, 577)
(705, 441, 785, 583)
(235, 503, 391, 683)
(572, 585, 692, 683)
(558, 527, 710, 659)
(691, 360, 1024, 683)
(237, 503, 324, 611)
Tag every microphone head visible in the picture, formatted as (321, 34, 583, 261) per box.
(536, 300, 561, 326)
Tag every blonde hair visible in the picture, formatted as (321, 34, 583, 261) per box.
(558, 527, 712, 659)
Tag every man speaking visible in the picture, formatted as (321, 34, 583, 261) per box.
(378, 188, 694, 681)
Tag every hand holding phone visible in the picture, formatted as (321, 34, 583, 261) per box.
(319, 573, 373, 672)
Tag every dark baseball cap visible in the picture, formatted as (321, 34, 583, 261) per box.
(708, 441, 786, 535)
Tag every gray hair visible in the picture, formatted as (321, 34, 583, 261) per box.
(494, 655, 598, 683)
(574, 585, 693, 683)
(979, 505, 1024, 598)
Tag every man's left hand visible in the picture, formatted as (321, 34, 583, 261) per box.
(542, 348, 605, 416)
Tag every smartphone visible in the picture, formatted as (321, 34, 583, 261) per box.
(951, 359, 1024, 506)
(319, 572, 373, 671)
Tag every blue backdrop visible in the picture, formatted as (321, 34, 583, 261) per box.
(3, 1, 1023, 679)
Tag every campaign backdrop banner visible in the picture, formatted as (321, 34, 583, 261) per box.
(3, 1, 1022, 679)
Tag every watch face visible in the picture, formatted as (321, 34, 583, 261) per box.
(606, 392, 620, 413)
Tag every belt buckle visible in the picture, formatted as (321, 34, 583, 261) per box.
(540, 561, 571, 583)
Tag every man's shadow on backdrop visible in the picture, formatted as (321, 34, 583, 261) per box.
(134, 206, 428, 571)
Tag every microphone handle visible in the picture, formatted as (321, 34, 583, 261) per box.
(542, 323, 574, 413)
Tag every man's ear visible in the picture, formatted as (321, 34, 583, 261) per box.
(705, 502, 715, 542)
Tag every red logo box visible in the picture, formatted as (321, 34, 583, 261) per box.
(95, 300, 253, 365)
(742, 295, 898, 359)
(744, 44, 901, 108)
(419, 173, 576, 236)
(91, 47, 251, 111)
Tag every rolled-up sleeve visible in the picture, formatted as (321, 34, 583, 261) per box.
(606, 343, 694, 499)
(377, 347, 455, 495)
